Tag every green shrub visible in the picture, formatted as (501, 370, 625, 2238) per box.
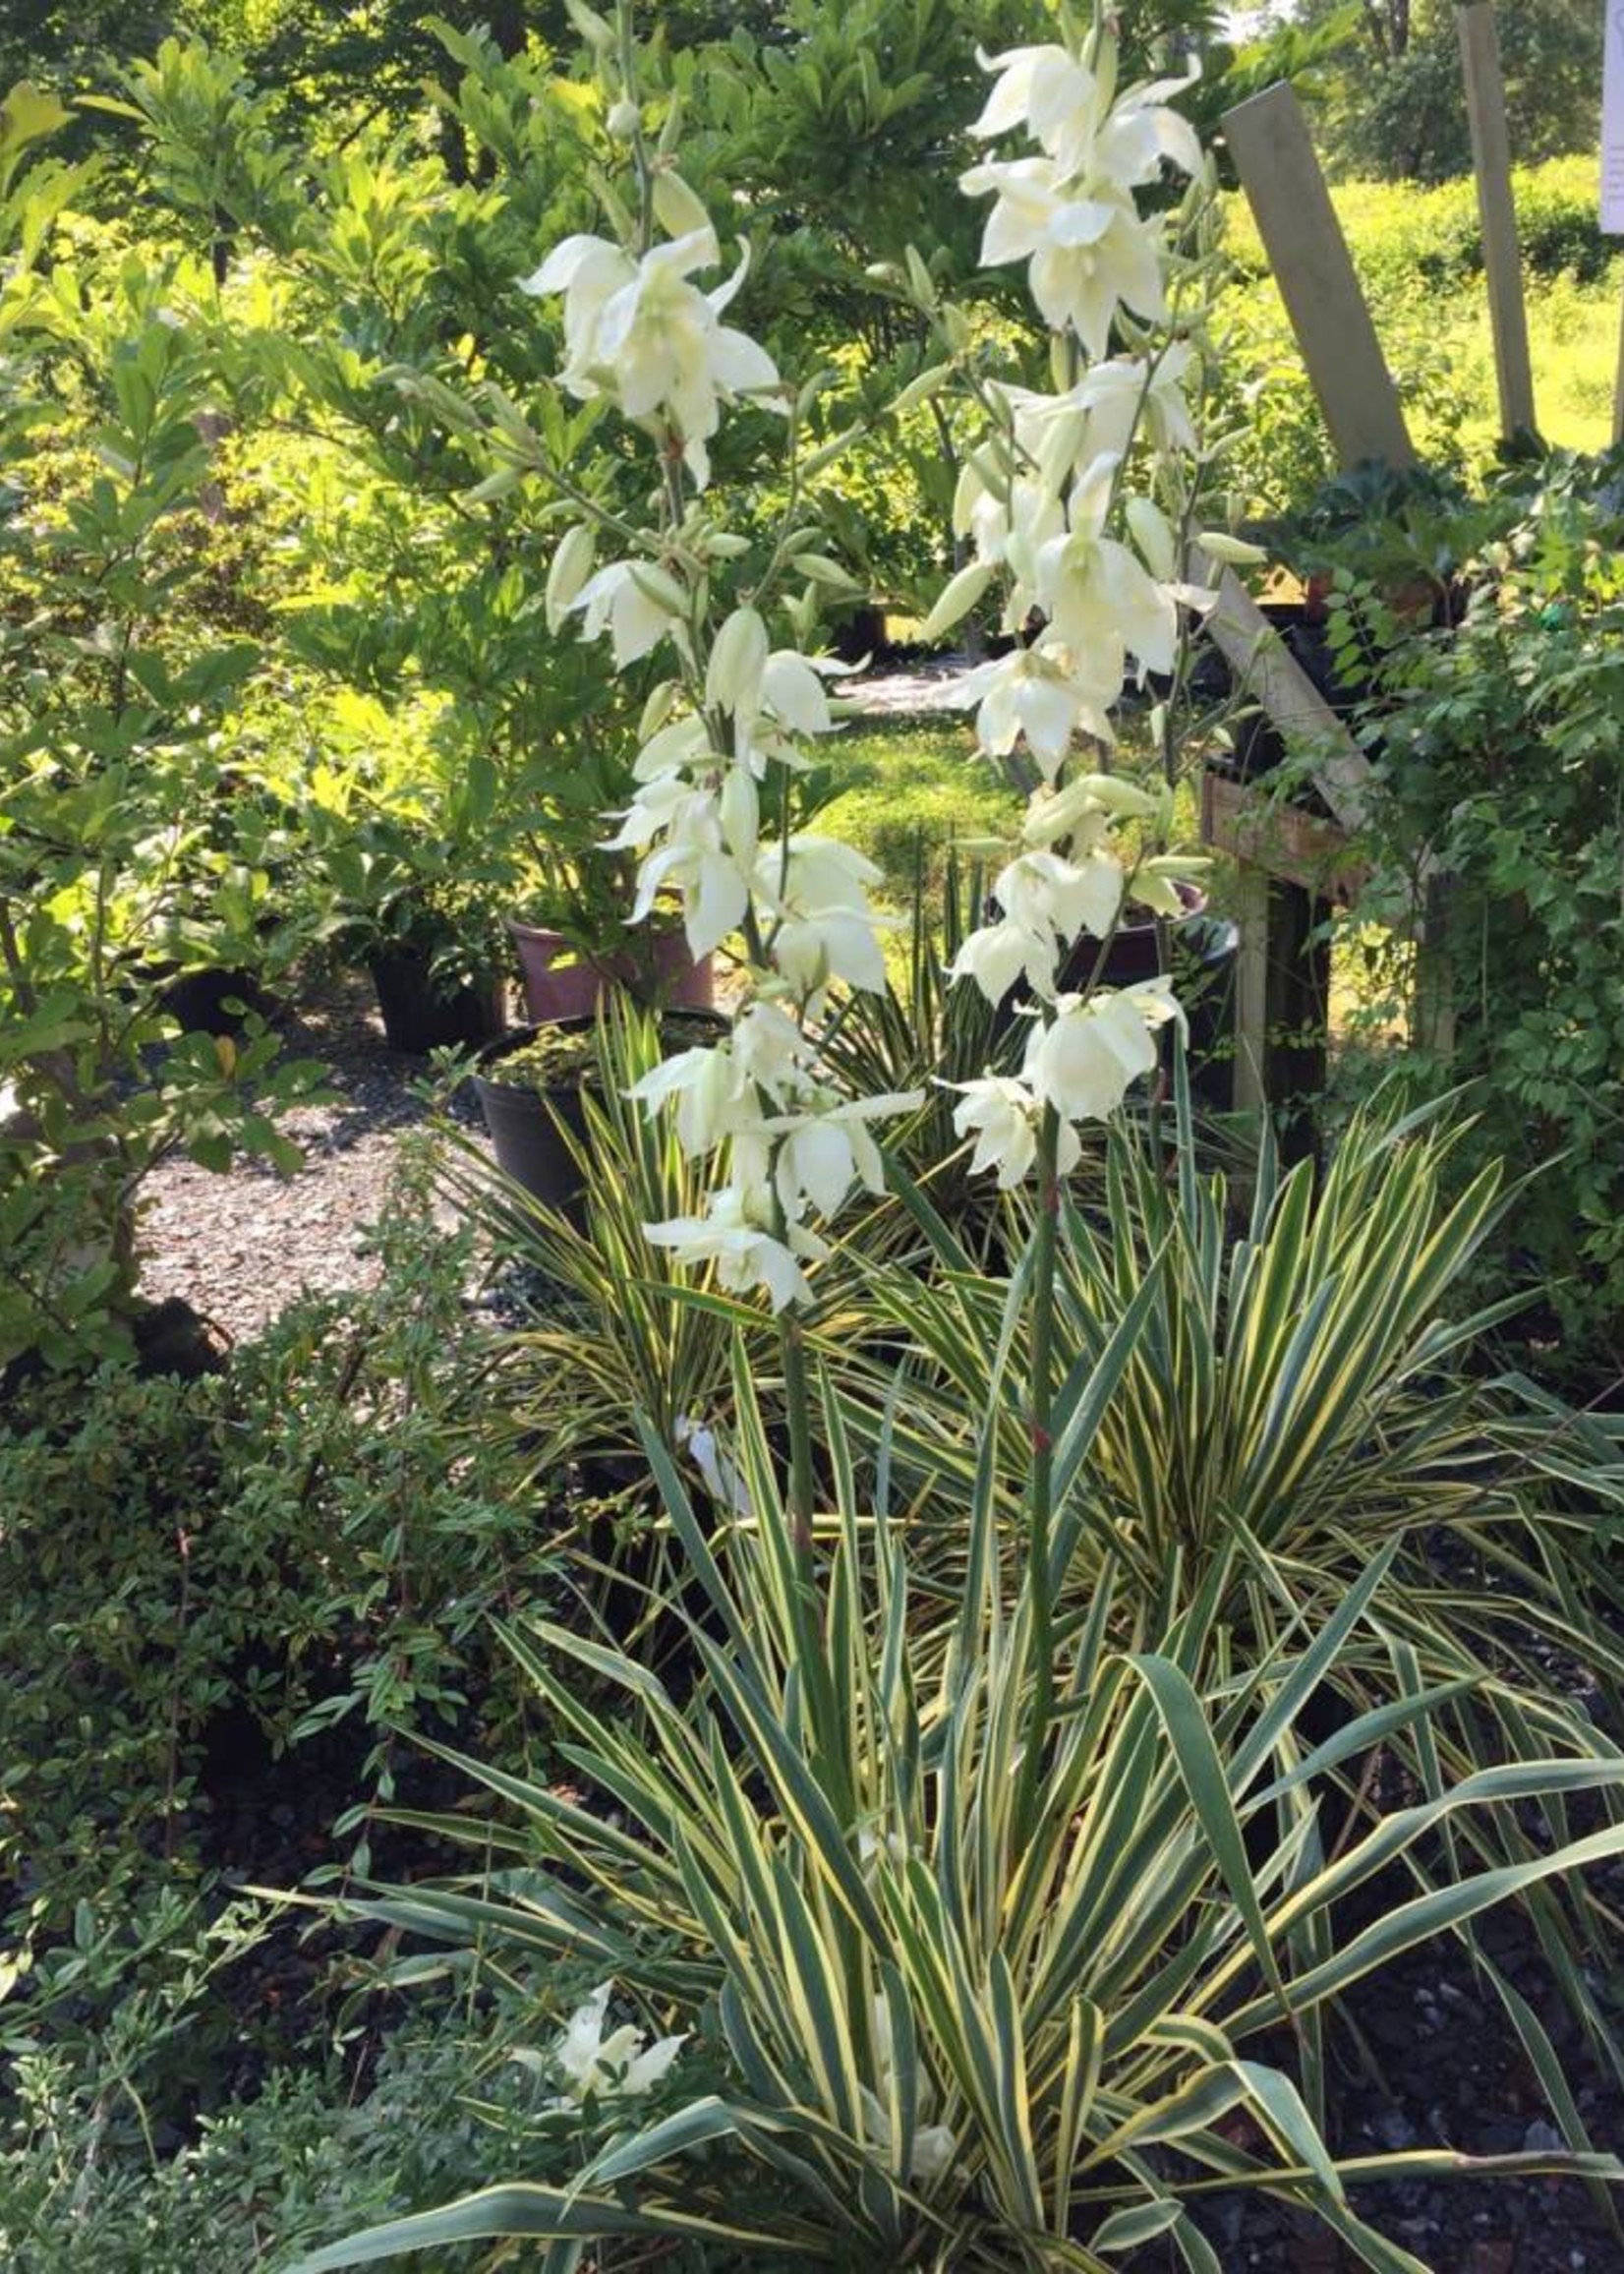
(1274, 448, 1624, 1375)
(0, 1136, 558, 1939)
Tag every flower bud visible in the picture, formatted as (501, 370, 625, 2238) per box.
(919, 560, 995, 644)
(706, 606, 769, 716)
(1126, 496, 1176, 582)
(608, 98, 641, 142)
(546, 524, 597, 633)
(653, 169, 712, 240)
(1196, 531, 1268, 567)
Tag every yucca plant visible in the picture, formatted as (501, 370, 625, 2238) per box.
(289, 1344, 1624, 2274)
(440, 998, 778, 1501)
(819, 1080, 1624, 2075)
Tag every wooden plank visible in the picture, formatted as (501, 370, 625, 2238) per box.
(1230, 860, 1270, 1120)
(1457, 3, 1536, 439)
(1264, 879, 1333, 1167)
(1202, 567, 1373, 833)
(1222, 83, 1416, 473)
(1201, 771, 1367, 903)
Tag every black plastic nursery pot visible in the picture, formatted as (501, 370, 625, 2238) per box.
(472, 1024, 592, 1216)
(367, 941, 507, 1055)
(159, 963, 277, 1037)
(473, 1008, 728, 1218)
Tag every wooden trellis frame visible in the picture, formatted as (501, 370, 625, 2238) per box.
(1206, 16, 1537, 1131)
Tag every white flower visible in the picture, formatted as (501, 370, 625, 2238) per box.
(950, 917, 1056, 1006)
(995, 845, 1123, 948)
(767, 1092, 921, 1220)
(628, 1041, 744, 1157)
(644, 1183, 823, 1312)
(756, 837, 892, 1007)
(863, 1995, 958, 2187)
(969, 42, 1101, 171)
(1032, 454, 1178, 680)
(956, 643, 1117, 777)
(1097, 69, 1204, 191)
(959, 154, 1166, 361)
(730, 1000, 816, 1103)
(675, 1413, 752, 1516)
(572, 558, 687, 667)
(1074, 346, 1197, 462)
(551, 1983, 686, 2106)
(619, 785, 749, 960)
(968, 43, 1201, 189)
(524, 225, 783, 487)
(948, 1074, 1039, 1186)
(1021, 981, 1180, 1122)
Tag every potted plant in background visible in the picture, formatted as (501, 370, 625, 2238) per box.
(502, 732, 718, 1022)
(472, 1001, 726, 1212)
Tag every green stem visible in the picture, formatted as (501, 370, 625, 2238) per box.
(779, 1304, 817, 1583)
(1015, 1102, 1062, 1845)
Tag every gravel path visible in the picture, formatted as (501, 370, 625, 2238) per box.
(138, 971, 489, 1346)
(138, 669, 966, 1345)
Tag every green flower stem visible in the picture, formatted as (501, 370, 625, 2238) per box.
(1015, 1100, 1062, 1847)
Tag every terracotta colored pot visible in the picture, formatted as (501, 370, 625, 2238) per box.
(508, 919, 715, 1024)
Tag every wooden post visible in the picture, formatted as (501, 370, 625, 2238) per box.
(1222, 83, 1416, 472)
(1231, 861, 1270, 1121)
(1614, 291, 1624, 446)
(1457, 2, 1536, 440)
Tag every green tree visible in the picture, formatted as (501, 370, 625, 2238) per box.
(1262, 0, 1599, 181)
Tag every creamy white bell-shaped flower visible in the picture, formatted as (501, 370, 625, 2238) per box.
(521, 231, 635, 370)
(623, 787, 749, 960)
(1074, 346, 1197, 462)
(1021, 980, 1180, 1122)
(950, 916, 1055, 1005)
(1031, 455, 1179, 679)
(631, 711, 710, 784)
(995, 845, 1124, 949)
(772, 907, 891, 1007)
(957, 643, 1117, 778)
(551, 1982, 687, 2106)
(645, 1183, 822, 1312)
(730, 1000, 815, 1102)
(969, 42, 1101, 171)
(864, 1993, 959, 2186)
(527, 224, 782, 486)
(1097, 69, 1204, 191)
(628, 1041, 745, 1158)
(960, 154, 1166, 360)
(948, 1074, 1039, 1186)
(753, 836, 891, 1006)
(572, 558, 686, 668)
(766, 1092, 921, 1220)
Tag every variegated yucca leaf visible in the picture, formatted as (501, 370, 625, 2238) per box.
(289, 1333, 1624, 2274)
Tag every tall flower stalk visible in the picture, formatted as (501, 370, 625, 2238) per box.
(920, 14, 1246, 1823)
(484, 0, 921, 1669)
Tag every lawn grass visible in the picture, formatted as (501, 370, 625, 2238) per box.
(820, 714, 1023, 909)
